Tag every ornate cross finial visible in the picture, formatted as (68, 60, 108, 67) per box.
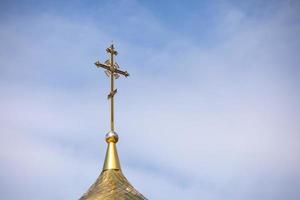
(95, 44, 129, 143)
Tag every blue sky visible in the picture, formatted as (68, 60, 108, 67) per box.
(1, 0, 300, 199)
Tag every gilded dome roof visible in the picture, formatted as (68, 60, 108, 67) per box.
(80, 133, 147, 200)
(80, 169, 147, 200)
(81, 44, 147, 199)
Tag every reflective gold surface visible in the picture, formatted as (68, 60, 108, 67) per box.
(80, 169, 147, 200)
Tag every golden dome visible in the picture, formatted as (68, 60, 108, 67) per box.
(80, 44, 147, 199)
(79, 169, 147, 200)
(80, 135, 147, 200)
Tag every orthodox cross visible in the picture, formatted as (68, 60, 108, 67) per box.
(95, 44, 129, 133)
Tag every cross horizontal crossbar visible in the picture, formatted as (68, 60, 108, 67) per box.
(95, 61, 129, 77)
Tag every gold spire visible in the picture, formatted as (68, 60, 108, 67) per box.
(94, 43, 129, 170)
(103, 135, 120, 170)
(80, 44, 147, 199)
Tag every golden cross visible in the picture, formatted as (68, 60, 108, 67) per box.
(95, 44, 129, 132)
